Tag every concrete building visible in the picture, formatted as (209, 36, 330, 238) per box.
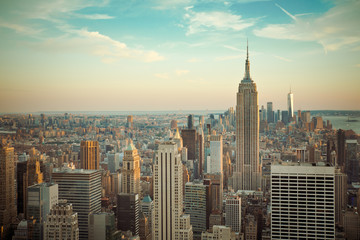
(225, 196, 241, 233)
(234, 44, 261, 191)
(203, 173, 223, 212)
(89, 212, 116, 240)
(207, 135, 223, 174)
(122, 142, 141, 195)
(52, 168, 101, 240)
(0, 145, 17, 239)
(271, 163, 335, 239)
(80, 140, 100, 170)
(27, 183, 58, 240)
(185, 181, 210, 238)
(201, 225, 233, 240)
(244, 214, 257, 240)
(153, 142, 193, 239)
(44, 200, 79, 240)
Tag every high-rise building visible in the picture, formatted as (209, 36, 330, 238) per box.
(188, 114, 195, 129)
(181, 129, 197, 161)
(207, 135, 223, 174)
(80, 141, 100, 170)
(337, 129, 346, 168)
(127, 115, 134, 129)
(52, 168, 101, 240)
(44, 200, 79, 240)
(107, 152, 120, 173)
(27, 183, 59, 240)
(335, 168, 347, 227)
(345, 139, 358, 183)
(287, 88, 294, 118)
(201, 225, 233, 240)
(225, 196, 241, 233)
(245, 214, 257, 240)
(153, 142, 193, 239)
(267, 102, 274, 123)
(0, 144, 17, 238)
(89, 212, 116, 240)
(122, 142, 141, 195)
(17, 149, 44, 218)
(271, 163, 335, 239)
(203, 173, 222, 212)
(234, 43, 261, 191)
(184, 181, 211, 238)
(117, 193, 140, 236)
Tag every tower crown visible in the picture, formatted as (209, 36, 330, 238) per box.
(242, 40, 252, 83)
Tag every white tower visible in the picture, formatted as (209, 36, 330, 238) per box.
(153, 142, 193, 240)
(287, 87, 294, 118)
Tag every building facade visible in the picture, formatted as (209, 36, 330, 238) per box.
(234, 44, 261, 191)
(122, 142, 141, 195)
(80, 140, 100, 170)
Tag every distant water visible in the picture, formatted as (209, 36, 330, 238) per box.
(322, 116, 360, 134)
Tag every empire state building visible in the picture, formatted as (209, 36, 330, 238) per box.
(234, 43, 261, 191)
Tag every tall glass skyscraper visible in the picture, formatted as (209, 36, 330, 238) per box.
(287, 88, 294, 118)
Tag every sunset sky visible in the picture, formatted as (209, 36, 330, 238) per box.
(0, 0, 359, 113)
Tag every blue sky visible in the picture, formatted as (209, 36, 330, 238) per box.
(0, 0, 359, 112)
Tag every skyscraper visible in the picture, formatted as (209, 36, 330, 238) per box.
(207, 135, 223, 174)
(287, 87, 294, 118)
(122, 142, 141, 195)
(117, 193, 140, 236)
(44, 200, 79, 240)
(234, 43, 261, 191)
(52, 168, 101, 240)
(267, 102, 274, 123)
(271, 163, 335, 239)
(80, 140, 100, 170)
(153, 142, 193, 239)
(0, 144, 17, 238)
(225, 196, 242, 233)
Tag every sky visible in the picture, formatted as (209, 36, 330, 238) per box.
(0, 0, 359, 113)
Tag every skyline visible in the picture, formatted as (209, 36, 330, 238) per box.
(1, 0, 359, 113)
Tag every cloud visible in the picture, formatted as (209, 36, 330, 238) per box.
(223, 45, 243, 52)
(154, 73, 169, 79)
(176, 70, 189, 76)
(153, 0, 192, 10)
(184, 10, 256, 35)
(273, 55, 292, 62)
(254, 1, 360, 53)
(0, 21, 42, 35)
(72, 13, 115, 20)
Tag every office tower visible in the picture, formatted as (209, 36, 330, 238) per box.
(141, 195, 153, 237)
(122, 142, 141, 195)
(203, 173, 223, 212)
(296, 148, 307, 162)
(207, 135, 223, 173)
(52, 168, 101, 240)
(245, 214, 257, 240)
(344, 211, 360, 240)
(139, 212, 151, 240)
(201, 225, 232, 240)
(80, 140, 100, 170)
(197, 125, 205, 178)
(281, 111, 289, 124)
(12, 219, 36, 240)
(335, 168, 347, 227)
(337, 129, 346, 168)
(27, 183, 58, 240)
(234, 43, 261, 191)
(225, 196, 241, 233)
(271, 163, 335, 239)
(117, 193, 140, 236)
(287, 88, 294, 118)
(267, 102, 274, 123)
(17, 149, 44, 217)
(199, 115, 205, 127)
(260, 105, 265, 121)
(153, 142, 193, 239)
(184, 181, 211, 238)
(44, 200, 79, 240)
(0, 144, 17, 238)
(345, 139, 358, 183)
(89, 212, 116, 240)
(275, 109, 280, 122)
(188, 114, 195, 129)
(297, 110, 302, 123)
(127, 115, 134, 129)
(182, 129, 197, 160)
(107, 152, 120, 173)
(301, 111, 311, 123)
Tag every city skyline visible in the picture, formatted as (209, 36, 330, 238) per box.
(1, 0, 359, 113)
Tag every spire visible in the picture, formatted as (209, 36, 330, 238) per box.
(242, 39, 252, 82)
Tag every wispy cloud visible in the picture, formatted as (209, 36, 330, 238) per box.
(0, 21, 42, 35)
(223, 45, 243, 52)
(184, 10, 256, 35)
(175, 70, 189, 76)
(154, 73, 169, 79)
(215, 55, 242, 61)
(254, 1, 360, 53)
(273, 55, 292, 62)
(72, 13, 115, 20)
